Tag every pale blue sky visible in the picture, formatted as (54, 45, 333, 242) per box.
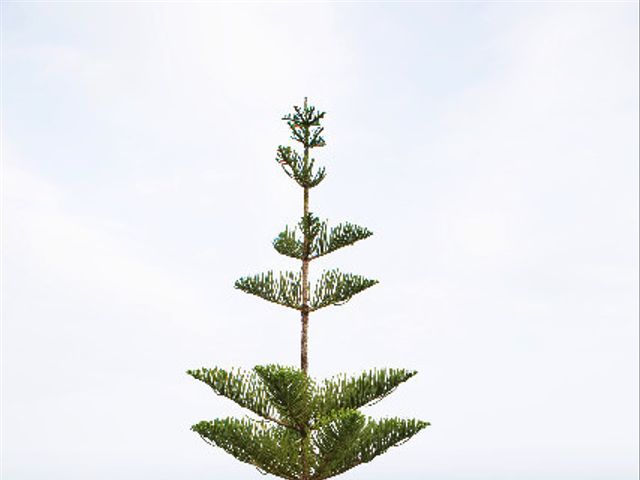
(2, 2, 638, 480)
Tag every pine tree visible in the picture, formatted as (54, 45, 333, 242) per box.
(187, 99, 429, 479)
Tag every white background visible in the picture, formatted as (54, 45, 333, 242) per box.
(2, 3, 638, 479)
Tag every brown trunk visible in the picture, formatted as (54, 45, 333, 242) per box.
(300, 185, 310, 375)
(300, 297, 309, 373)
(300, 115, 311, 478)
(300, 188, 310, 478)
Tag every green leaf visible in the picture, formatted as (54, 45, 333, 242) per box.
(276, 146, 326, 188)
(187, 367, 280, 422)
(313, 417, 429, 479)
(273, 225, 304, 259)
(316, 368, 417, 416)
(188, 364, 427, 479)
(235, 271, 304, 310)
(273, 213, 322, 260)
(311, 269, 378, 311)
(311, 410, 366, 478)
(311, 221, 372, 259)
(193, 418, 302, 479)
(275, 216, 373, 261)
(282, 100, 327, 149)
(254, 365, 316, 429)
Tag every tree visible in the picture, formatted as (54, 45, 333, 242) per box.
(187, 99, 428, 480)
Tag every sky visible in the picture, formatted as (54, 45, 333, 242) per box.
(1, 2, 638, 479)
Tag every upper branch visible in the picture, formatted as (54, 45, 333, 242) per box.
(277, 146, 326, 188)
(235, 271, 304, 310)
(310, 269, 378, 311)
(273, 215, 373, 260)
(276, 99, 327, 188)
(282, 102, 326, 149)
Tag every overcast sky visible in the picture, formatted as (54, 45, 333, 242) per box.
(1, 2, 638, 480)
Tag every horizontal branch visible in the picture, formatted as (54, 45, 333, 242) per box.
(276, 146, 326, 188)
(187, 367, 291, 427)
(311, 222, 372, 259)
(273, 216, 372, 260)
(311, 270, 378, 311)
(188, 362, 427, 480)
(312, 416, 429, 479)
(235, 271, 304, 310)
(193, 418, 303, 479)
(316, 368, 417, 416)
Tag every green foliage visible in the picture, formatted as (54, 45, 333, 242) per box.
(193, 418, 303, 479)
(254, 365, 315, 428)
(234, 268, 377, 311)
(311, 269, 378, 311)
(273, 224, 304, 259)
(235, 271, 303, 310)
(277, 146, 326, 188)
(273, 215, 373, 261)
(189, 366, 419, 425)
(312, 410, 365, 478)
(313, 416, 428, 479)
(282, 102, 326, 149)
(189, 364, 429, 479)
(316, 368, 417, 415)
(275, 100, 327, 189)
(186, 367, 281, 425)
(311, 222, 373, 259)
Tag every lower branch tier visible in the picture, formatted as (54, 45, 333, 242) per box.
(188, 364, 429, 480)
